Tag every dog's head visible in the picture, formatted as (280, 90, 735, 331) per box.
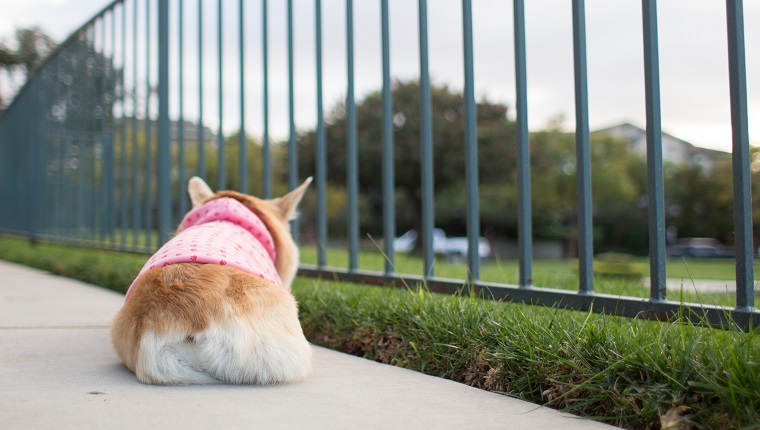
(185, 176, 312, 289)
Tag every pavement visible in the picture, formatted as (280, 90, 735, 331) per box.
(0, 260, 616, 430)
(643, 277, 744, 293)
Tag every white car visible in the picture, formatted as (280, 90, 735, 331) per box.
(393, 229, 491, 259)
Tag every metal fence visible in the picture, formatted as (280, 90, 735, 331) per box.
(0, 0, 757, 330)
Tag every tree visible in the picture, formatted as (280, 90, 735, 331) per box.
(0, 27, 57, 108)
(473, 129, 649, 253)
(297, 79, 517, 236)
(666, 158, 734, 244)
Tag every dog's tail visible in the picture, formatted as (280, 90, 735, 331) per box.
(135, 331, 218, 384)
(134, 319, 313, 385)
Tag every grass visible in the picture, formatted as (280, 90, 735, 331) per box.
(1, 235, 758, 428)
(294, 277, 760, 429)
(0, 235, 145, 293)
(300, 244, 747, 281)
(299, 245, 742, 307)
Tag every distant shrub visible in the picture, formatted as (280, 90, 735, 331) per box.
(593, 252, 645, 281)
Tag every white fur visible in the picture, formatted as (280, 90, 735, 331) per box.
(135, 331, 218, 385)
(133, 309, 313, 385)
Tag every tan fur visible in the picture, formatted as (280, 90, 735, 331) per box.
(111, 177, 313, 385)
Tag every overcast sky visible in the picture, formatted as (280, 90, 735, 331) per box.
(1, 0, 758, 152)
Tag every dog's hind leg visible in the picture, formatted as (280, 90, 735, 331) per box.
(192, 309, 313, 385)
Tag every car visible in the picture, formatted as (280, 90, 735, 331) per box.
(667, 237, 735, 258)
(393, 228, 492, 259)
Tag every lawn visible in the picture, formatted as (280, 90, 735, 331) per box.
(298, 245, 744, 307)
(300, 244, 744, 280)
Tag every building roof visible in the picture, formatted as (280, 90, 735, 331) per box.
(592, 122, 729, 169)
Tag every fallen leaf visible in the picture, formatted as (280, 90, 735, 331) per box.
(661, 405, 691, 430)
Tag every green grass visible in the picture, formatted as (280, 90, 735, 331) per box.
(299, 245, 740, 307)
(0, 235, 145, 293)
(301, 244, 746, 280)
(1, 235, 758, 428)
(294, 277, 760, 429)
(665, 257, 746, 281)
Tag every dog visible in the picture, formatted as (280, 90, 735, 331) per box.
(111, 176, 313, 385)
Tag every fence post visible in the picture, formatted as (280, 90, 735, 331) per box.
(315, 0, 328, 268)
(346, 0, 359, 272)
(158, 0, 171, 245)
(726, 0, 754, 310)
(287, 0, 299, 240)
(572, 0, 593, 294)
(217, 0, 225, 190)
(462, 0, 480, 283)
(514, 0, 533, 287)
(642, 0, 667, 301)
(381, 0, 396, 275)
(262, 0, 271, 199)
(418, 0, 435, 279)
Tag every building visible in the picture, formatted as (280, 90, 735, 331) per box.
(593, 122, 728, 172)
(115, 117, 217, 147)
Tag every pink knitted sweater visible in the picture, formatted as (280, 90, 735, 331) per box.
(125, 197, 282, 301)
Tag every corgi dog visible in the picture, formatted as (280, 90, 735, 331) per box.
(111, 176, 313, 385)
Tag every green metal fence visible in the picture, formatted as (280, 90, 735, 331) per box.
(0, 0, 757, 330)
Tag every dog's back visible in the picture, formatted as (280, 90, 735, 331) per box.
(111, 177, 313, 385)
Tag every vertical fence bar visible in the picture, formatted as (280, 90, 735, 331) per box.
(58, 110, 67, 236)
(346, 0, 359, 271)
(514, 0, 533, 287)
(315, 0, 328, 267)
(287, 0, 299, 240)
(105, 15, 113, 243)
(158, 0, 171, 245)
(144, 0, 153, 249)
(32, 66, 43, 241)
(132, 0, 141, 246)
(642, 0, 667, 301)
(88, 27, 97, 237)
(108, 10, 118, 244)
(726, 0, 754, 309)
(418, 0, 435, 278)
(178, 0, 187, 217)
(78, 30, 86, 235)
(572, 0, 593, 294)
(99, 18, 107, 242)
(381, 0, 395, 275)
(462, 0, 480, 282)
(238, 0, 247, 194)
(198, 0, 205, 180)
(80, 28, 89, 236)
(120, 2, 128, 248)
(217, 0, 226, 190)
(262, 0, 271, 198)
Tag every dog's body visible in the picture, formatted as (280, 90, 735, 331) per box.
(111, 177, 313, 385)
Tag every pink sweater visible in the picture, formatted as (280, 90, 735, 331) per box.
(125, 198, 282, 301)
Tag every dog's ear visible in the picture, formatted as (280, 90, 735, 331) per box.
(271, 177, 313, 221)
(188, 177, 215, 208)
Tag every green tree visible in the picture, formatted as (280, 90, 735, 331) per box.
(297, 79, 517, 236)
(0, 27, 57, 108)
(666, 158, 735, 244)
(455, 129, 648, 253)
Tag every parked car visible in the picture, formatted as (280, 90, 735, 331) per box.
(667, 237, 735, 258)
(393, 229, 491, 259)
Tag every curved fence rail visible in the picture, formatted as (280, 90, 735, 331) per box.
(0, 0, 757, 330)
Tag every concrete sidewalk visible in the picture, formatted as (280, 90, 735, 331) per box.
(0, 260, 614, 430)
(643, 277, 745, 294)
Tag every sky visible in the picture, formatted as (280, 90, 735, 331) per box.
(1, 0, 758, 153)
